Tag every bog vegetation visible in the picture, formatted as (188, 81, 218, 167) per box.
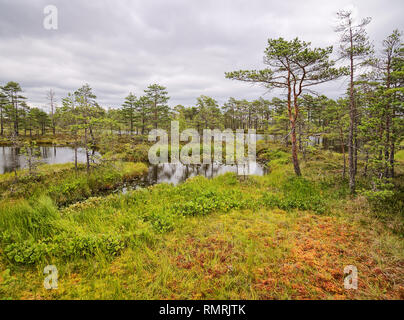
(0, 9, 403, 299)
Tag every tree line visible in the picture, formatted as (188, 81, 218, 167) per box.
(226, 9, 403, 193)
(0, 9, 402, 193)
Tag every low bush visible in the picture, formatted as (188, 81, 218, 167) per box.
(1, 232, 129, 264)
(261, 176, 327, 214)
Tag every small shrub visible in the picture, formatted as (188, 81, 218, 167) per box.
(261, 177, 326, 214)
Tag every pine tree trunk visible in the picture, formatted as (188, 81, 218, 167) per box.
(389, 107, 396, 178)
(384, 115, 390, 178)
(89, 126, 95, 146)
(298, 121, 303, 152)
(384, 64, 392, 178)
(28, 147, 32, 175)
(291, 122, 301, 176)
(0, 108, 3, 136)
(354, 123, 358, 176)
(85, 128, 90, 173)
(348, 29, 356, 194)
(14, 95, 19, 136)
(339, 126, 346, 179)
(389, 141, 395, 178)
(364, 150, 369, 177)
(74, 140, 78, 172)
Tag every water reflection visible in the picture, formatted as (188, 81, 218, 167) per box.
(0, 146, 93, 174)
(147, 162, 267, 185)
(1, 146, 267, 186)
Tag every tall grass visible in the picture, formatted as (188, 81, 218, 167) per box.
(0, 169, 331, 265)
(0, 144, 403, 299)
(0, 195, 58, 241)
(0, 162, 148, 206)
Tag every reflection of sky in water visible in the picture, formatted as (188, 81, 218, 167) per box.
(147, 162, 267, 185)
(0, 146, 267, 185)
(1, 144, 269, 188)
(0, 146, 94, 174)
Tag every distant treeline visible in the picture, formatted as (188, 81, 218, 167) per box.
(0, 9, 402, 195)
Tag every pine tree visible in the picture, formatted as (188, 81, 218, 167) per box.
(46, 89, 57, 135)
(0, 90, 8, 136)
(144, 84, 170, 130)
(122, 92, 138, 135)
(226, 37, 346, 176)
(335, 9, 372, 194)
(2, 81, 26, 136)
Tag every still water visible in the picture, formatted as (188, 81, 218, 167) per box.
(0, 146, 93, 174)
(147, 162, 267, 185)
(118, 162, 267, 193)
(0, 146, 267, 190)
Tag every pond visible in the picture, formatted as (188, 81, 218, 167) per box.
(118, 162, 267, 193)
(0, 146, 96, 174)
(0, 146, 268, 190)
(147, 162, 267, 185)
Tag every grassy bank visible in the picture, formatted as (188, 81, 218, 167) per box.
(0, 133, 80, 147)
(0, 148, 403, 299)
(0, 162, 148, 205)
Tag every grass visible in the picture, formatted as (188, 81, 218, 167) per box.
(1, 204, 402, 299)
(0, 133, 81, 147)
(396, 149, 404, 162)
(0, 163, 75, 184)
(0, 144, 403, 299)
(0, 162, 148, 205)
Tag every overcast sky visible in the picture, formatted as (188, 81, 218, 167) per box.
(0, 0, 403, 110)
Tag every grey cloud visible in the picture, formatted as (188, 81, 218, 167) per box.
(0, 0, 403, 110)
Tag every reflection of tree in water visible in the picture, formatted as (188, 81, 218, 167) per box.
(1, 146, 22, 173)
(0, 146, 98, 174)
(7, 148, 16, 173)
(147, 163, 243, 185)
(197, 164, 220, 178)
(148, 163, 176, 184)
(1, 146, 267, 180)
(148, 164, 158, 184)
(42, 146, 49, 159)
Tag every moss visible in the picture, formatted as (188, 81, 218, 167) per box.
(0, 144, 403, 299)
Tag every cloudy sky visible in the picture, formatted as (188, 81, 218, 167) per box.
(0, 0, 403, 110)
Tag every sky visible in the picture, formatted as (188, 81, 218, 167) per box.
(0, 0, 403, 111)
